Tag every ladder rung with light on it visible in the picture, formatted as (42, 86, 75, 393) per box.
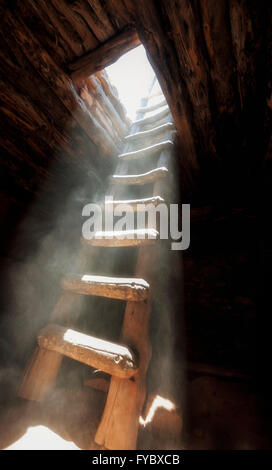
(110, 167, 168, 186)
(38, 324, 138, 378)
(104, 195, 164, 212)
(118, 140, 173, 161)
(62, 274, 150, 301)
(81, 228, 159, 247)
(142, 89, 163, 100)
(124, 122, 174, 143)
(136, 99, 168, 114)
(18, 324, 138, 402)
(132, 106, 170, 127)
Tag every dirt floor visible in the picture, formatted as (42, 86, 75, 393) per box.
(0, 387, 104, 450)
(0, 362, 267, 450)
(0, 383, 182, 450)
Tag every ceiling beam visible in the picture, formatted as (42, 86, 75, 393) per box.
(69, 26, 141, 82)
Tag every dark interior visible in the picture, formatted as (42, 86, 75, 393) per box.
(0, 0, 271, 450)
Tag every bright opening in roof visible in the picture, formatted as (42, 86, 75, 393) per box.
(106, 45, 156, 121)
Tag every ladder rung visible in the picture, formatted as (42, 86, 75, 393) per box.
(136, 99, 168, 114)
(110, 167, 168, 186)
(124, 122, 174, 143)
(82, 228, 159, 247)
(104, 195, 164, 211)
(38, 324, 138, 379)
(119, 140, 173, 161)
(132, 107, 170, 127)
(62, 274, 150, 301)
(142, 89, 163, 100)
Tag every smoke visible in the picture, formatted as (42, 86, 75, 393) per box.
(0, 56, 187, 450)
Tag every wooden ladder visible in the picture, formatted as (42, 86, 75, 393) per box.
(18, 78, 175, 450)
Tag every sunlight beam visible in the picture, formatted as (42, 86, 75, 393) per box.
(106, 45, 156, 120)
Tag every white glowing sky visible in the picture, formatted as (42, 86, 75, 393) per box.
(106, 45, 155, 121)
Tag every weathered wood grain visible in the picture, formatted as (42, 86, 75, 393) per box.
(69, 26, 141, 81)
(110, 167, 168, 186)
(0, 7, 118, 159)
(0, 36, 104, 168)
(89, 76, 128, 136)
(137, 99, 167, 114)
(104, 195, 165, 212)
(18, 347, 63, 402)
(81, 228, 159, 247)
(95, 70, 130, 126)
(85, 0, 117, 40)
(15, 0, 75, 65)
(119, 140, 173, 160)
(62, 274, 150, 301)
(132, 107, 170, 127)
(124, 122, 174, 143)
(50, 0, 99, 54)
(131, 0, 198, 175)
(38, 324, 138, 379)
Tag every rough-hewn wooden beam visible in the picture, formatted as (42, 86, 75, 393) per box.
(142, 89, 163, 100)
(81, 228, 159, 247)
(18, 323, 138, 401)
(132, 107, 170, 127)
(0, 7, 118, 159)
(0, 38, 107, 172)
(69, 26, 141, 81)
(119, 140, 173, 160)
(0, 74, 74, 162)
(62, 274, 150, 301)
(131, 0, 198, 176)
(200, 0, 238, 114)
(110, 167, 168, 186)
(96, 70, 130, 126)
(124, 122, 174, 143)
(18, 347, 62, 402)
(89, 76, 128, 136)
(16, 0, 80, 65)
(38, 324, 138, 379)
(104, 195, 165, 212)
(136, 99, 167, 114)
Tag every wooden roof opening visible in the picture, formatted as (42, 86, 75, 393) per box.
(0, 0, 272, 452)
(105, 44, 157, 121)
(69, 25, 141, 82)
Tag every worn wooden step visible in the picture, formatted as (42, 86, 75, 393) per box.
(62, 274, 150, 301)
(18, 320, 139, 401)
(38, 324, 138, 379)
(82, 228, 159, 247)
(110, 167, 168, 186)
(124, 122, 174, 143)
(136, 99, 167, 114)
(142, 89, 163, 100)
(119, 140, 173, 161)
(104, 195, 164, 212)
(132, 107, 170, 127)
